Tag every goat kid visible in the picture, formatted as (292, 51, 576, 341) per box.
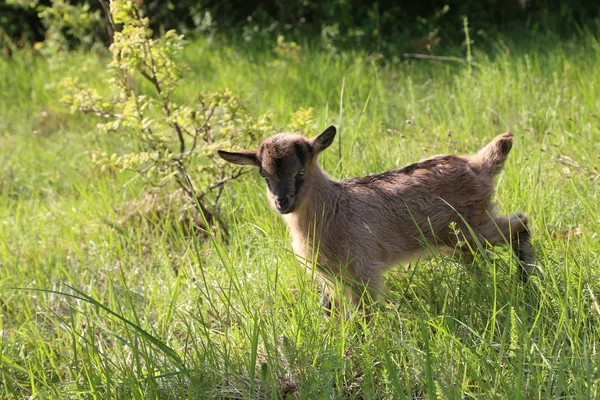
(218, 126, 535, 309)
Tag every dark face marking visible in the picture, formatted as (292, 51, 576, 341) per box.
(292, 142, 309, 195)
(274, 157, 286, 178)
(254, 134, 314, 214)
(294, 171, 305, 195)
(294, 142, 308, 165)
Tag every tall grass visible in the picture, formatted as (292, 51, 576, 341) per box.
(1, 33, 599, 398)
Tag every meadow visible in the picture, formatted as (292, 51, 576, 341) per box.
(1, 32, 599, 398)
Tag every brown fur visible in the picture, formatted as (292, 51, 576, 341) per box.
(218, 126, 535, 308)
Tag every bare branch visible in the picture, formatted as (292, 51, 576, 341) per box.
(78, 105, 120, 119)
(403, 53, 477, 66)
(201, 168, 250, 199)
(98, 0, 115, 44)
(135, 29, 188, 158)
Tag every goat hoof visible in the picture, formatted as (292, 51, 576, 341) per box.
(519, 262, 543, 282)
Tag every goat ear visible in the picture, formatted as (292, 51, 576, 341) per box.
(310, 125, 337, 153)
(218, 150, 260, 167)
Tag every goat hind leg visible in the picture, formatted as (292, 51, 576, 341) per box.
(512, 219, 536, 280)
(478, 213, 536, 279)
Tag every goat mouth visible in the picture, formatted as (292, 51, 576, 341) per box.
(277, 204, 296, 214)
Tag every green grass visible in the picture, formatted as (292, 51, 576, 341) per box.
(1, 33, 600, 399)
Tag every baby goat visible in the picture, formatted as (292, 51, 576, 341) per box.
(218, 126, 535, 308)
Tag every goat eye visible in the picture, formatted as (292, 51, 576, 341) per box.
(298, 168, 306, 176)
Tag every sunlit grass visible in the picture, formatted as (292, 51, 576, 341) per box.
(1, 33, 599, 398)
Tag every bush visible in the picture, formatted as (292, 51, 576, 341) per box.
(59, 0, 275, 234)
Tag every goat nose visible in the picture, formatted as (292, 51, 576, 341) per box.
(276, 196, 290, 208)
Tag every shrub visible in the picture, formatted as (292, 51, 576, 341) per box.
(60, 0, 275, 234)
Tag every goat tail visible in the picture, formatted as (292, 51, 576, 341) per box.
(473, 132, 513, 176)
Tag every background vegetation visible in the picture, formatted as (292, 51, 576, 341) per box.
(1, 0, 600, 398)
(3, 0, 600, 54)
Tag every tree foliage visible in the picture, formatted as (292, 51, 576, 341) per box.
(2, 0, 598, 55)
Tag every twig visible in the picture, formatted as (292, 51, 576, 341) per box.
(98, 0, 115, 44)
(175, 159, 230, 237)
(203, 104, 217, 141)
(403, 53, 477, 66)
(202, 168, 250, 199)
(212, 168, 227, 210)
(78, 106, 121, 119)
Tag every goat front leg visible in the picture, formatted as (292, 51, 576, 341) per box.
(321, 285, 334, 316)
(348, 262, 385, 306)
(320, 261, 384, 315)
(320, 285, 354, 318)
